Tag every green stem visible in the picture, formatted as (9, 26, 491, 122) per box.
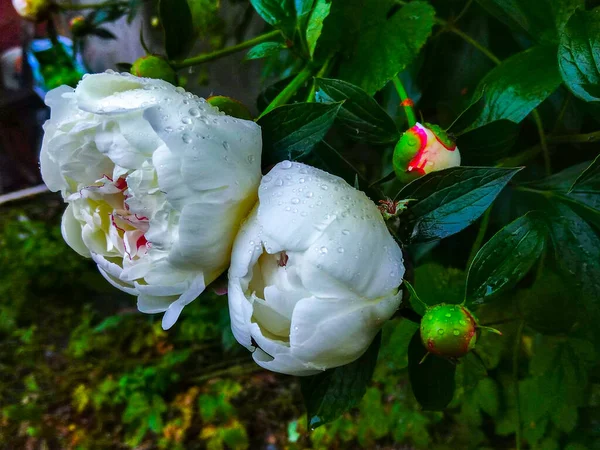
(531, 110, 551, 176)
(453, 0, 474, 23)
(306, 58, 332, 102)
(56, 1, 128, 10)
(549, 130, 600, 144)
(258, 65, 313, 119)
(446, 25, 501, 65)
(393, 76, 417, 128)
(172, 30, 281, 69)
(467, 206, 492, 268)
(513, 319, 525, 450)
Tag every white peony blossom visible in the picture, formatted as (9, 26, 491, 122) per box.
(228, 161, 405, 376)
(41, 71, 262, 329)
(12, 0, 50, 21)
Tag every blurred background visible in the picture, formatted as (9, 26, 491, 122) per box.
(1, 0, 599, 449)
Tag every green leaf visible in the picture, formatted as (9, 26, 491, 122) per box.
(320, 0, 435, 94)
(408, 330, 456, 410)
(315, 78, 399, 144)
(159, 0, 195, 60)
(306, 0, 331, 58)
(396, 167, 522, 242)
(526, 162, 600, 227)
(300, 331, 381, 429)
(465, 45, 562, 130)
(245, 42, 284, 60)
(559, 7, 600, 102)
(258, 102, 341, 165)
(570, 154, 600, 193)
(466, 212, 547, 305)
(414, 263, 466, 307)
(543, 202, 600, 322)
(476, 0, 584, 42)
(251, 0, 296, 38)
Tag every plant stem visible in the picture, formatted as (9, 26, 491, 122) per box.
(549, 130, 600, 144)
(531, 110, 551, 176)
(467, 206, 492, 268)
(257, 65, 314, 119)
(56, 1, 128, 10)
(172, 30, 281, 69)
(306, 58, 332, 102)
(513, 319, 525, 450)
(446, 25, 501, 65)
(393, 76, 417, 128)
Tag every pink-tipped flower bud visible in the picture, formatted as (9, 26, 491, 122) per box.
(393, 122, 461, 183)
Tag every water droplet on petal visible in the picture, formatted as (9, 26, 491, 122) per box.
(189, 107, 200, 117)
(182, 133, 192, 144)
(281, 160, 292, 169)
(291, 198, 300, 204)
(181, 116, 192, 125)
(342, 229, 350, 235)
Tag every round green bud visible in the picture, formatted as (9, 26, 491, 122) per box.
(207, 95, 252, 120)
(69, 16, 86, 36)
(130, 55, 178, 85)
(420, 304, 477, 358)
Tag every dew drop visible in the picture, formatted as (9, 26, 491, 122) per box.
(189, 107, 201, 117)
(291, 198, 300, 204)
(342, 229, 350, 235)
(164, 126, 173, 133)
(320, 246, 328, 254)
(438, 329, 445, 335)
(337, 247, 344, 254)
(247, 155, 255, 164)
(320, 184, 329, 190)
(305, 191, 314, 198)
(453, 330, 460, 336)
(182, 133, 192, 144)
(181, 116, 192, 125)
(281, 160, 292, 169)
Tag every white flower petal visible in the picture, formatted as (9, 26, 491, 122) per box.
(61, 203, 90, 257)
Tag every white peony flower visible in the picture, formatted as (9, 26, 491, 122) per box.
(41, 71, 262, 329)
(12, 0, 50, 21)
(228, 161, 405, 376)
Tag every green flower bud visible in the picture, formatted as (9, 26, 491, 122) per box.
(69, 16, 86, 36)
(393, 122, 461, 183)
(130, 55, 178, 86)
(420, 304, 477, 358)
(207, 95, 252, 120)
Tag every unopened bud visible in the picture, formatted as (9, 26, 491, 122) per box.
(393, 122, 460, 183)
(130, 55, 178, 85)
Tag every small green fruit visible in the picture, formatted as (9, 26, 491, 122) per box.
(420, 304, 477, 358)
(130, 55, 178, 85)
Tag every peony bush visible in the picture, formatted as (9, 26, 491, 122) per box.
(19, 0, 600, 445)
